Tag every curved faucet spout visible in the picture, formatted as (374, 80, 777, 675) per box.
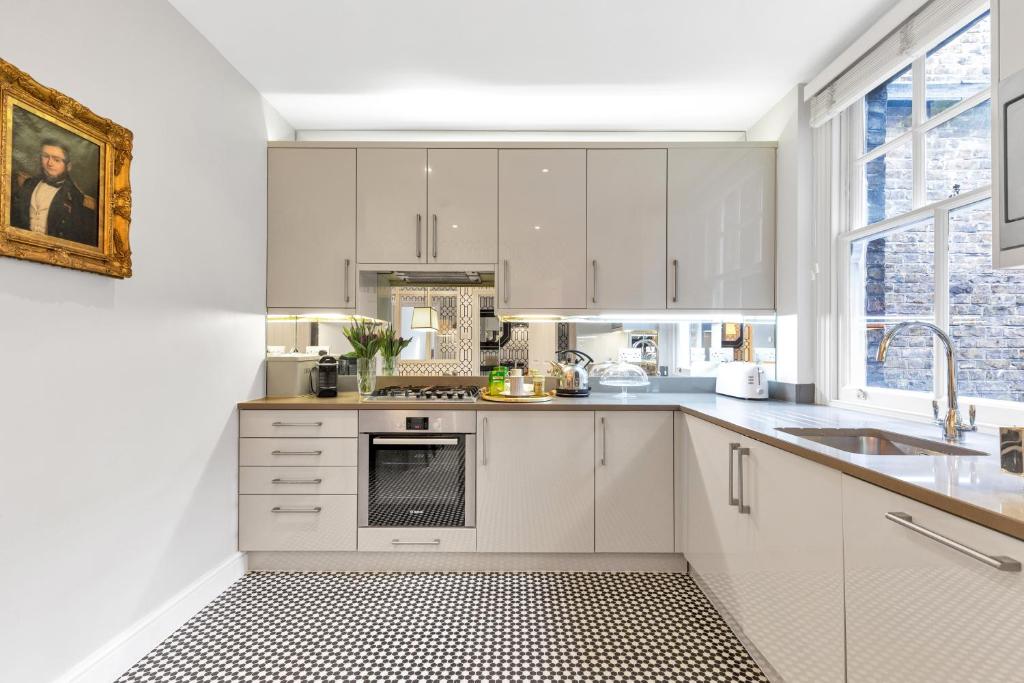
(875, 321, 973, 442)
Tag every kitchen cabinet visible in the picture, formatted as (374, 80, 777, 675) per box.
(595, 411, 674, 552)
(685, 416, 845, 683)
(843, 474, 1024, 683)
(668, 147, 775, 310)
(267, 148, 356, 310)
(426, 149, 497, 264)
(476, 411, 595, 553)
(587, 150, 667, 310)
(1000, 0, 1024, 79)
(357, 148, 427, 264)
(498, 149, 587, 310)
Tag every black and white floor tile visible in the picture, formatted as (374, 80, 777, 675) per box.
(117, 572, 768, 682)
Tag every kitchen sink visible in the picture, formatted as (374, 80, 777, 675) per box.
(777, 428, 987, 457)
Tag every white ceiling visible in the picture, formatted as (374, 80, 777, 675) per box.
(169, 0, 896, 132)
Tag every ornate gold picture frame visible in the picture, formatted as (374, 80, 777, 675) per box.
(0, 58, 133, 278)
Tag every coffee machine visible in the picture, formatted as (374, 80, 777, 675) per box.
(309, 354, 339, 397)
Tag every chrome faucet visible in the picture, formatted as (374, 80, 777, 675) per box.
(876, 322, 976, 442)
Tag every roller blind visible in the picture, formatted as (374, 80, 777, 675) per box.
(809, 0, 988, 127)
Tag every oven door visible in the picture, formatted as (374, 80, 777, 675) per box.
(359, 433, 476, 528)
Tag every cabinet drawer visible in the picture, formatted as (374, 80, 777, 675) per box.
(358, 527, 477, 553)
(239, 438, 357, 467)
(239, 467, 357, 495)
(239, 495, 356, 551)
(239, 410, 356, 438)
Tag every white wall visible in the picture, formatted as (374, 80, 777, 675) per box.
(748, 85, 816, 385)
(0, 1, 267, 681)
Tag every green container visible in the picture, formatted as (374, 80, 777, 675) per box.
(488, 366, 508, 395)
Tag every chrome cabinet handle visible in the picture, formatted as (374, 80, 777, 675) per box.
(503, 260, 510, 304)
(372, 437, 460, 446)
(271, 421, 323, 427)
(271, 450, 323, 456)
(728, 443, 740, 506)
(271, 506, 322, 513)
(592, 260, 598, 304)
(432, 214, 438, 259)
(416, 214, 422, 258)
(391, 539, 441, 545)
(344, 258, 351, 303)
(672, 259, 679, 303)
(600, 416, 607, 466)
(885, 512, 1021, 572)
(481, 417, 489, 466)
(737, 447, 751, 514)
(271, 478, 323, 485)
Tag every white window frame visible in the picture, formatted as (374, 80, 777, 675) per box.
(831, 7, 1023, 427)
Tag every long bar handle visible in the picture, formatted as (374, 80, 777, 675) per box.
(391, 539, 442, 546)
(416, 214, 422, 259)
(481, 417, 488, 466)
(271, 421, 323, 427)
(600, 416, 607, 466)
(737, 447, 751, 514)
(271, 450, 323, 456)
(271, 478, 323, 485)
(503, 260, 510, 304)
(592, 260, 598, 304)
(672, 259, 679, 303)
(344, 258, 351, 303)
(728, 443, 740, 506)
(371, 437, 460, 446)
(885, 512, 1021, 572)
(432, 214, 438, 259)
(271, 506, 322, 514)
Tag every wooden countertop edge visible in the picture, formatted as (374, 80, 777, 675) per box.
(677, 407, 1024, 543)
(236, 397, 1024, 542)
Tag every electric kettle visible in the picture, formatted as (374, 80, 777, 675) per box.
(547, 349, 593, 397)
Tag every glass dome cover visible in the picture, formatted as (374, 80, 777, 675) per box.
(592, 361, 650, 387)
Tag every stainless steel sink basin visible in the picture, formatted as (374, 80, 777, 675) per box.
(777, 428, 987, 457)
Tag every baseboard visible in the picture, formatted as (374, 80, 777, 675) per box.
(56, 552, 247, 683)
(247, 551, 686, 573)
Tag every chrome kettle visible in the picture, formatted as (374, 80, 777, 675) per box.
(547, 349, 593, 397)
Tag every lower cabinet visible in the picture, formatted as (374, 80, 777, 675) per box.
(843, 475, 1024, 683)
(239, 494, 357, 551)
(476, 411, 596, 553)
(685, 416, 845, 683)
(595, 411, 674, 553)
(358, 528, 477, 553)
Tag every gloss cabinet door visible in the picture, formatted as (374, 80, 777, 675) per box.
(426, 149, 497, 264)
(357, 148, 427, 264)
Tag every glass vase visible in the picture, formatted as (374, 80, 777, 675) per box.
(381, 355, 397, 376)
(357, 357, 377, 396)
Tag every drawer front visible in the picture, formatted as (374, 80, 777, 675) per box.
(239, 494, 357, 551)
(239, 410, 357, 438)
(239, 438, 357, 467)
(358, 527, 477, 553)
(239, 467, 357, 495)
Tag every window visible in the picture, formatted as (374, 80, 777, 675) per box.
(838, 9, 1010, 413)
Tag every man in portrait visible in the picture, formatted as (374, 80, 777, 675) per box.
(10, 138, 98, 247)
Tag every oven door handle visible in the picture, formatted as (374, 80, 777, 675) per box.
(371, 437, 460, 446)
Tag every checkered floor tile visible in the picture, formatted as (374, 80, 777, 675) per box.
(117, 572, 767, 682)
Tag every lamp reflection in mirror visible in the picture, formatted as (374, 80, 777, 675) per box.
(411, 306, 439, 331)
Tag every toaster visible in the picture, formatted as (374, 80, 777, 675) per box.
(716, 362, 768, 400)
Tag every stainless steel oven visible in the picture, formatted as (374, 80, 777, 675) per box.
(358, 410, 476, 528)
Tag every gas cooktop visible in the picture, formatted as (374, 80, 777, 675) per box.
(363, 385, 480, 403)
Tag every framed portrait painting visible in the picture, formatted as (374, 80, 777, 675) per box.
(0, 58, 133, 278)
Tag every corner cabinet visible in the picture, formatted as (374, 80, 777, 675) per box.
(267, 148, 356, 310)
(668, 147, 775, 310)
(497, 150, 588, 310)
(685, 415, 845, 682)
(476, 411, 595, 553)
(843, 475, 1024, 683)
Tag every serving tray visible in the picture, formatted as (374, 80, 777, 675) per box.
(480, 389, 556, 403)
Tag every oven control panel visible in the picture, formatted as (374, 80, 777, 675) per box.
(406, 417, 429, 431)
(357, 410, 477, 434)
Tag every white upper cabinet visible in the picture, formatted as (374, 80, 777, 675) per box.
(498, 149, 588, 310)
(267, 148, 356, 310)
(1001, 0, 1024, 78)
(587, 150, 667, 310)
(668, 147, 776, 310)
(595, 411, 674, 553)
(426, 149, 497, 264)
(357, 149, 427, 264)
(843, 474, 1024, 683)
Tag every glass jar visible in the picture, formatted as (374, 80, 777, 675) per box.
(381, 355, 397, 376)
(357, 357, 377, 396)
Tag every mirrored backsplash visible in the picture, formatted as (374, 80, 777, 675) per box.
(267, 284, 775, 382)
